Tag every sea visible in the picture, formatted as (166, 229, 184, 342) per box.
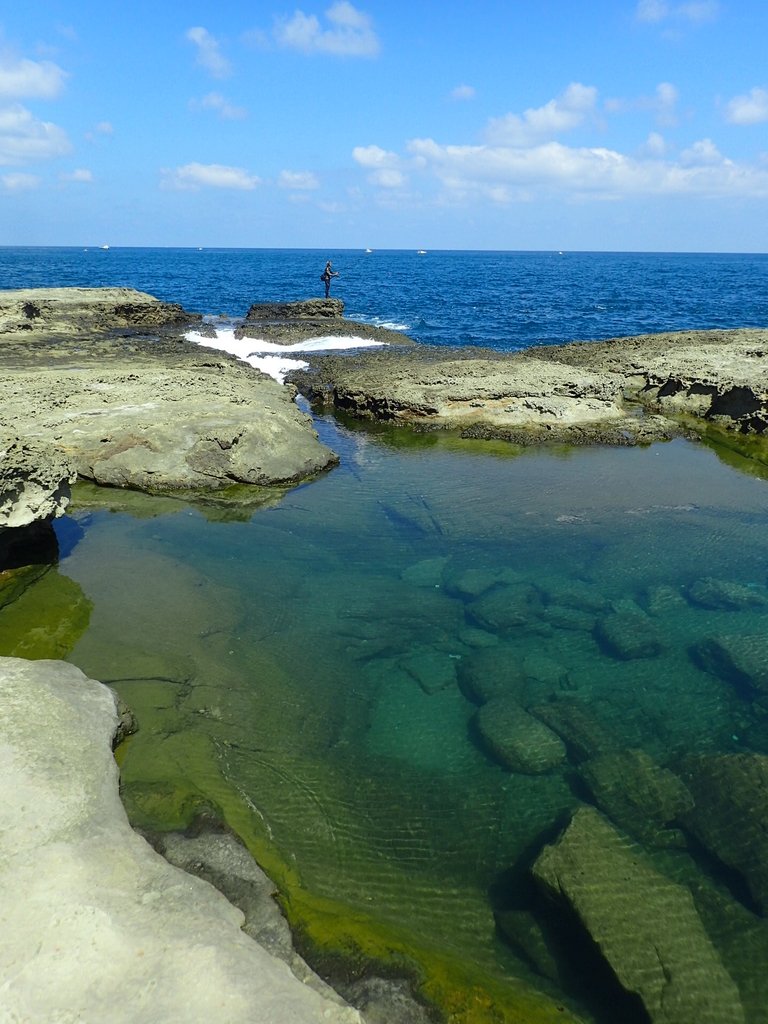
(3, 247, 768, 1024)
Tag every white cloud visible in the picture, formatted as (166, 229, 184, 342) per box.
(191, 92, 247, 120)
(401, 136, 768, 201)
(370, 167, 405, 188)
(641, 131, 667, 156)
(726, 87, 768, 125)
(654, 82, 679, 125)
(352, 144, 399, 168)
(680, 138, 726, 166)
(61, 168, 93, 182)
(278, 169, 320, 189)
(636, 0, 719, 22)
(185, 27, 231, 78)
(1, 171, 40, 190)
(450, 84, 476, 101)
(0, 103, 71, 165)
(95, 121, 113, 134)
(162, 162, 261, 190)
(0, 54, 67, 99)
(486, 83, 598, 145)
(274, 2, 379, 57)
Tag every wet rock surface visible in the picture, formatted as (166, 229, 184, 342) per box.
(236, 298, 414, 347)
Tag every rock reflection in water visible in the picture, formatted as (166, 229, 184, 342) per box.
(35, 436, 768, 1023)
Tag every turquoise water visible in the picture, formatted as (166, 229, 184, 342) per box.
(50, 422, 768, 1023)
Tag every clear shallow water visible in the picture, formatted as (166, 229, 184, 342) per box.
(4, 247, 768, 1021)
(28, 430, 765, 1024)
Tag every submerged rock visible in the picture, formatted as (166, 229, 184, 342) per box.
(680, 753, 768, 914)
(594, 606, 664, 660)
(693, 633, 768, 694)
(686, 576, 768, 610)
(578, 748, 694, 847)
(529, 699, 620, 762)
(532, 806, 745, 1024)
(474, 697, 567, 774)
(0, 656, 362, 1024)
(466, 581, 543, 633)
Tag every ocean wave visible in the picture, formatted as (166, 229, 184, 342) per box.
(185, 328, 385, 383)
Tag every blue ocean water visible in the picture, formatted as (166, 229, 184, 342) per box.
(2, 245, 767, 349)
(4, 248, 768, 1023)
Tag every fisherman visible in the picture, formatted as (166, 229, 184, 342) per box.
(320, 260, 339, 298)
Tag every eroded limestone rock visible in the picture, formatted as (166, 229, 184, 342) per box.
(0, 656, 361, 1024)
(693, 634, 768, 694)
(0, 439, 76, 527)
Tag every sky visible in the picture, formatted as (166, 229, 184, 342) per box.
(1, 0, 767, 251)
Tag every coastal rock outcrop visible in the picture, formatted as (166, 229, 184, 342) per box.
(0, 439, 76, 527)
(0, 655, 362, 1024)
(0, 286, 197, 338)
(0, 289, 337, 493)
(237, 298, 413, 347)
(289, 346, 683, 445)
(532, 806, 745, 1023)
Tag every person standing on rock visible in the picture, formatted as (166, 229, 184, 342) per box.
(320, 260, 339, 298)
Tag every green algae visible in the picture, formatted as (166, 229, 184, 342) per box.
(0, 569, 92, 659)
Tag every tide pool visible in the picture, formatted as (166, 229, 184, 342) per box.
(13, 422, 763, 1023)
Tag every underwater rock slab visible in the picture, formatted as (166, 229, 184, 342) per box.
(681, 753, 768, 914)
(532, 806, 745, 1024)
(594, 607, 663, 660)
(474, 697, 567, 774)
(467, 581, 543, 634)
(578, 748, 694, 847)
(529, 700, 621, 762)
(693, 633, 768, 694)
(0, 656, 362, 1024)
(686, 576, 768, 611)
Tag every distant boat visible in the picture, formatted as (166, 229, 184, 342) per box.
(365, 248, 373, 253)
(417, 249, 427, 255)
(100, 244, 109, 250)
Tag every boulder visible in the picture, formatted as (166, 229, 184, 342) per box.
(245, 299, 345, 320)
(0, 439, 76, 527)
(474, 698, 567, 774)
(532, 806, 745, 1024)
(680, 753, 768, 913)
(0, 656, 361, 1024)
(401, 646, 458, 695)
(238, 299, 411, 347)
(578, 748, 694, 847)
(693, 634, 768, 694)
(458, 645, 527, 704)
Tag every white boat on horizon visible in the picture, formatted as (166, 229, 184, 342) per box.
(417, 249, 427, 255)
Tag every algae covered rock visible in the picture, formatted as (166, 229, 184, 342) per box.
(532, 806, 745, 1024)
(686, 576, 768, 611)
(467, 582, 543, 634)
(680, 753, 768, 913)
(594, 606, 663, 660)
(474, 698, 567, 774)
(578, 748, 694, 847)
(401, 646, 457, 695)
(693, 633, 768, 694)
(529, 699, 619, 762)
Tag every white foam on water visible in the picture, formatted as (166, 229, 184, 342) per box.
(185, 328, 386, 383)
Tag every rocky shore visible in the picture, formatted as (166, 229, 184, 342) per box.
(289, 327, 768, 447)
(3, 287, 768, 1023)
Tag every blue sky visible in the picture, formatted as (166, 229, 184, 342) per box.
(1, 0, 767, 250)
